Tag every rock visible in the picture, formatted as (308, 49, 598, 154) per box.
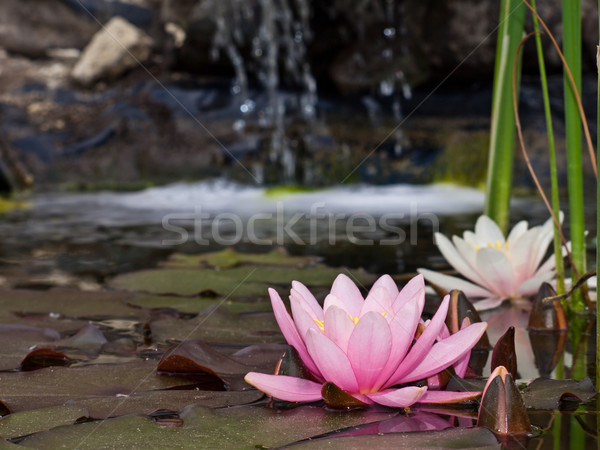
(0, 0, 98, 57)
(72, 17, 154, 86)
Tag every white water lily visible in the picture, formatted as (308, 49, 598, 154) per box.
(418, 215, 560, 311)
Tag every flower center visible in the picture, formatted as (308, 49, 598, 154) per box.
(313, 312, 387, 332)
(475, 240, 508, 251)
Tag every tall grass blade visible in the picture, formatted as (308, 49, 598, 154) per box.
(485, 0, 526, 233)
(562, 0, 586, 311)
(531, 0, 564, 294)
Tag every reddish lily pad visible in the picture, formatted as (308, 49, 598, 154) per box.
(20, 348, 72, 371)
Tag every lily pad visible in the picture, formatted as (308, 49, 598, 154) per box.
(0, 361, 198, 413)
(126, 293, 272, 314)
(17, 404, 395, 449)
(109, 265, 375, 298)
(290, 426, 500, 449)
(0, 288, 142, 320)
(0, 404, 89, 439)
(0, 324, 61, 370)
(163, 248, 320, 270)
(73, 390, 264, 419)
(148, 306, 281, 345)
(521, 378, 597, 410)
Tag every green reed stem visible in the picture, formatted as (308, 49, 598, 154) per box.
(562, 0, 586, 311)
(596, 0, 600, 390)
(531, 0, 565, 294)
(485, 0, 526, 233)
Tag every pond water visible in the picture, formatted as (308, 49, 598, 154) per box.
(0, 180, 596, 448)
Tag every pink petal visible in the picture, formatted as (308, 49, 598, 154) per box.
(360, 286, 393, 317)
(453, 318, 474, 378)
(324, 305, 355, 352)
(305, 328, 359, 393)
(400, 322, 488, 383)
(268, 288, 322, 379)
(347, 311, 392, 392)
(366, 386, 427, 408)
(330, 274, 364, 317)
(291, 282, 323, 320)
(418, 390, 481, 404)
(475, 248, 514, 296)
(387, 295, 450, 386)
(244, 372, 322, 402)
(417, 269, 493, 298)
(392, 273, 425, 313)
(369, 274, 399, 301)
(290, 291, 322, 338)
(373, 288, 424, 389)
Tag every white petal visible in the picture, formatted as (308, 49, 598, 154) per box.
(475, 215, 505, 246)
(517, 272, 555, 296)
(417, 268, 494, 298)
(435, 234, 487, 287)
(506, 220, 528, 246)
(475, 247, 515, 297)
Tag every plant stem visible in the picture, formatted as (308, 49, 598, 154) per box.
(485, 0, 526, 233)
(531, 0, 565, 294)
(562, 0, 586, 311)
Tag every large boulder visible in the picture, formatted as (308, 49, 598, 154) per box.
(0, 0, 98, 57)
(72, 17, 154, 86)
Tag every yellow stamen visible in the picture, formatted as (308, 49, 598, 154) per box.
(313, 319, 325, 332)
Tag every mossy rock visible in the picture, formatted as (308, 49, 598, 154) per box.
(431, 130, 489, 188)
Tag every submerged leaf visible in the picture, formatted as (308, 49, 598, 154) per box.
(521, 378, 597, 410)
(20, 348, 72, 371)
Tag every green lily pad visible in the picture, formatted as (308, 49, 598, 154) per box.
(109, 265, 375, 298)
(126, 293, 272, 314)
(74, 390, 264, 419)
(290, 426, 500, 449)
(0, 288, 142, 320)
(0, 361, 197, 413)
(149, 307, 280, 345)
(163, 248, 320, 270)
(0, 404, 89, 439)
(18, 405, 395, 449)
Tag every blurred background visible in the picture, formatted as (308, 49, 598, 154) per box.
(1, 0, 598, 193)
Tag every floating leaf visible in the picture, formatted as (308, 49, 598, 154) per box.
(521, 378, 597, 410)
(110, 265, 375, 298)
(126, 293, 272, 314)
(73, 390, 264, 419)
(20, 348, 72, 371)
(0, 361, 196, 413)
(0, 324, 61, 370)
(163, 248, 320, 270)
(0, 404, 89, 440)
(148, 306, 281, 345)
(288, 426, 500, 449)
(18, 405, 395, 449)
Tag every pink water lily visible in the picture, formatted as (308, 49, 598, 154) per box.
(418, 215, 559, 311)
(245, 274, 487, 408)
